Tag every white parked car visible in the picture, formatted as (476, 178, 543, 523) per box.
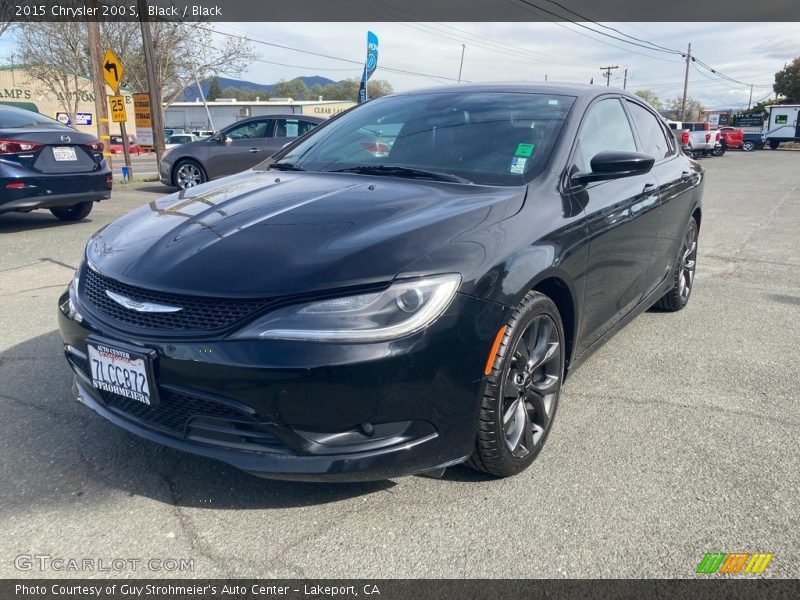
(165, 133, 199, 150)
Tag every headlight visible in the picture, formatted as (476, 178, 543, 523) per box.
(232, 274, 461, 342)
(63, 269, 83, 323)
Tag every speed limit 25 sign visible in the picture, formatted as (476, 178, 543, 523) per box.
(109, 95, 127, 123)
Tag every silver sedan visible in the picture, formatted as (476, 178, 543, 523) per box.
(159, 114, 325, 190)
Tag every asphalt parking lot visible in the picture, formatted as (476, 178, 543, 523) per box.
(1, 149, 798, 579)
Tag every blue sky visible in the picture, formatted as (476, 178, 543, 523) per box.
(1, 22, 795, 109)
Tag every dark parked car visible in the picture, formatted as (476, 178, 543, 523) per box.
(0, 105, 111, 221)
(742, 132, 766, 152)
(60, 84, 703, 481)
(159, 114, 325, 190)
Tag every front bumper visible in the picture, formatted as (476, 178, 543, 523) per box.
(158, 156, 173, 186)
(58, 291, 508, 481)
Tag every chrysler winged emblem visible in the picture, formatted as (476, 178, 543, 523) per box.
(105, 290, 183, 313)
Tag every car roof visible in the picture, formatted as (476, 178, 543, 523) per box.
(233, 114, 326, 124)
(393, 81, 638, 100)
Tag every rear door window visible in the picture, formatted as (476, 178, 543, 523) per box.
(625, 101, 672, 160)
(272, 118, 319, 139)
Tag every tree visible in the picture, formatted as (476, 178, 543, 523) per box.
(312, 78, 393, 102)
(0, 3, 15, 38)
(367, 79, 394, 99)
(634, 89, 663, 111)
(206, 76, 223, 101)
(773, 57, 800, 102)
(101, 22, 257, 106)
(270, 79, 310, 100)
(14, 22, 90, 119)
(664, 97, 705, 121)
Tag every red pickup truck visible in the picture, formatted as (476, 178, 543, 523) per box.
(718, 127, 744, 150)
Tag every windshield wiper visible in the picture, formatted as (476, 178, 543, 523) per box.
(268, 162, 305, 171)
(330, 165, 471, 184)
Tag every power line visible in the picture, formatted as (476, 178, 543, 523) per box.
(205, 24, 466, 84)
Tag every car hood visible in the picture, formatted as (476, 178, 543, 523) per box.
(87, 170, 525, 297)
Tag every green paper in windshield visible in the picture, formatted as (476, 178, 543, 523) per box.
(515, 143, 535, 157)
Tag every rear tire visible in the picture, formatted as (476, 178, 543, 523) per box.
(769, 140, 780, 150)
(467, 291, 565, 478)
(654, 216, 698, 312)
(50, 201, 93, 222)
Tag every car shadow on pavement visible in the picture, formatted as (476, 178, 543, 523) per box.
(131, 185, 175, 195)
(1, 330, 395, 513)
(0, 211, 100, 233)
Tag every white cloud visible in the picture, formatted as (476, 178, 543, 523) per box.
(216, 21, 792, 108)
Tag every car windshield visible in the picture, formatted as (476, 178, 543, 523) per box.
(168, 135, 192, 143)
(0, 106, 68, 129)
(267, 92, 575, 186)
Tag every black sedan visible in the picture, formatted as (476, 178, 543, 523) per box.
(0, 105, 111, 221)
(59, 83, 703, 481)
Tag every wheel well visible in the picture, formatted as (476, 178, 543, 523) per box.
(692, 207, 702, 230)
(532, 277, 576, 371)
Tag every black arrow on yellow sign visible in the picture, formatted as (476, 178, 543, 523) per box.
(104, 61, 118, 82)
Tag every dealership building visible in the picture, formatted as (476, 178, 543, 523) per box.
(0, 66, 138, 136)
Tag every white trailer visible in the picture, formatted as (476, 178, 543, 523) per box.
(764, 104, 800, 149)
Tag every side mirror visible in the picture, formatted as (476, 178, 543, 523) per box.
(571, 150, 655, 186)
(211, 132, 231, 145)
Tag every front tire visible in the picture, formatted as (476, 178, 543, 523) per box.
(769, 140, 780, 150)
(173, 159, 207, 190)
(467, 291, 565, 477)
(654, 216, 698, 312)
(50, 201, 93, 222)
(742, 141, 755, 152)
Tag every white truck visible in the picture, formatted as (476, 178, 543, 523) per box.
(666, 120, 721, 158)
(763, 104, 800, 149)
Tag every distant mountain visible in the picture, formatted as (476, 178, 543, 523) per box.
(181, 76, 337, 101)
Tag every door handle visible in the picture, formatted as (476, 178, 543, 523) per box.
(249, 148, 261, 153)
(681, 171, 692, 180)
(643, 183, 656, 192)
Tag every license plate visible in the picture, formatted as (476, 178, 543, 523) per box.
(53, 146, 77, 161)
(87, 341, 156, 406)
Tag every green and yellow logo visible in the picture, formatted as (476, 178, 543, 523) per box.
(696, 552, 773, 574)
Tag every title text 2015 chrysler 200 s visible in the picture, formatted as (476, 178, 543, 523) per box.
(58, 84, 703, 481)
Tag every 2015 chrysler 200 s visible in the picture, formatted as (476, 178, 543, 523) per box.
(58, 84, 703, 481)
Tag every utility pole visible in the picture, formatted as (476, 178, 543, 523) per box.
(194, 68, 215, 131)
(138, 0, 165, 164)
(457, 44, 465, 83)
(600, 65, 618, 86)
(748, 83, 753, 109)
(86, 1, 111, 170)
(623, 68, 628, 90)
(680, 42, 692, 121)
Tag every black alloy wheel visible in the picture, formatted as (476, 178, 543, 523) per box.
(655, 216, 698, 311)
(468, 291, 564, 477)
